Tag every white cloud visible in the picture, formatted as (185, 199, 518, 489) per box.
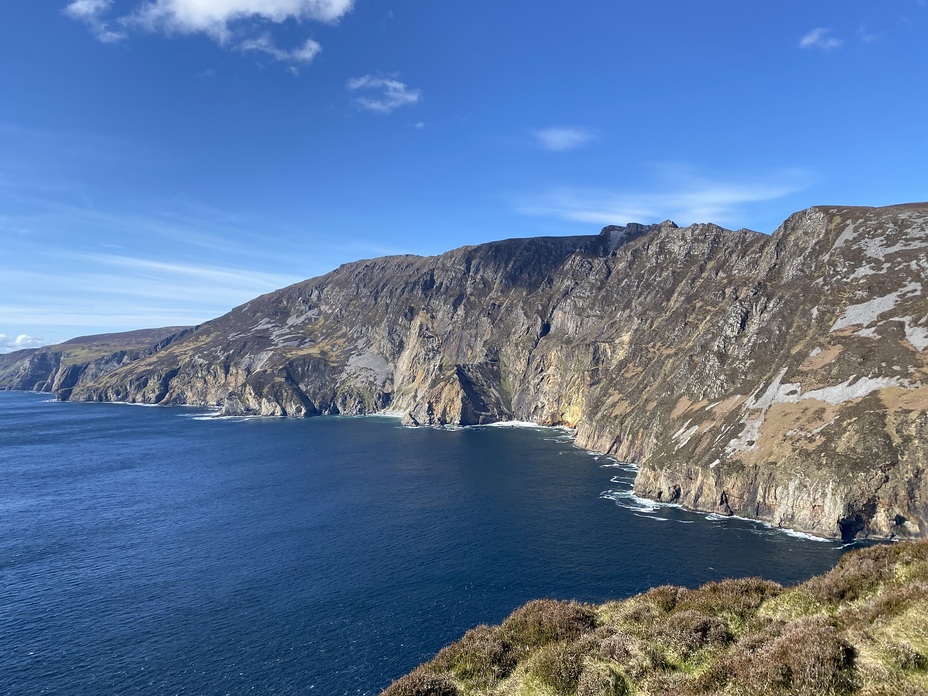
(63, 0, 128, 42)
(533, 127, 596, 152)
(516, 170, 810, 228)
(63, 0, 352, 66)
(347, 75, 422, 113)
(0, 333, 45, 354)
(799, 28, 843, 51)
(238, 34, 321, 64)
(129, 0, 354, 35)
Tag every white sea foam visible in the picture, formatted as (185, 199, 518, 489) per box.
(601, 462, 638, 473)
(104, 401, 161, 407)
(600, 489, 662, 513)
(484, 420, 548, 429)
(777, 527, 832, 542)
(191, 415, 257, 422)
(705, 512, 831, 541)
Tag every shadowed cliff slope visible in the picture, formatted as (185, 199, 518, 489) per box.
(380, 539, 928, 696)
(4, 204, 928, 539)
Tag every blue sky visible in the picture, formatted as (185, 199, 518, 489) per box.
(1, 1, 926, 350)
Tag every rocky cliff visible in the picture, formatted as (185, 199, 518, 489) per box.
(0, 327, 192, 397)
(5, 204, 927, 540)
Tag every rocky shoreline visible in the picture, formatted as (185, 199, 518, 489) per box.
(3, 203, 927, 541)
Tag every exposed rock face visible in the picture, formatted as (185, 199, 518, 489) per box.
(0, 327, 193, 397)
(5, 204, 928, 540)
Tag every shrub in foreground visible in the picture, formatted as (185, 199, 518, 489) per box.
(500, 599, 597, 652)
(725, 617, 856, 696)
(432, 624, 515, 688)
(381, 669, 459, 696)
(528, 640, 587, 694)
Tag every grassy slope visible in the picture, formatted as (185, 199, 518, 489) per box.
(382, 540, 928, 696)
(50, 327, 190, 365)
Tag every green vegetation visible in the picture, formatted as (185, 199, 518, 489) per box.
(381, 540, 928, 695)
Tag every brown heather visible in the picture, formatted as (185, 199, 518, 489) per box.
(380, 539, 928, 696)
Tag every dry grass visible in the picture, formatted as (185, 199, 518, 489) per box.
(380, 540, 928, 696)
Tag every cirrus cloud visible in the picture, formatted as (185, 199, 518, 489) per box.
(347, 75, 422, 113)
(799, 27, 843, 51)
(515, 168, 812, 228)
(532, 127, 597, 152)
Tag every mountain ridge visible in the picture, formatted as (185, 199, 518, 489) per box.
(4, 203, 927, 540)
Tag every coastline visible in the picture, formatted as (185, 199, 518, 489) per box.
(0, 390, 903, 543)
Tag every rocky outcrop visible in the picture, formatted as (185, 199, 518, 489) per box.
(7, 204, 928, 540)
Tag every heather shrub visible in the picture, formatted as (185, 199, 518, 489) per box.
(432, 624, 515, 689)
(886, 641, 928, 672)
(647, 671, 699, 696)
(623, 643, 669, 681)
(528, 640, 587, 694)
(500, 599, 597, 652)
(620, 600, 660, 626)
(381, 669, 459, 696)
(599, 632, 634, 663)
(805, 543, 899, 604)
(576, 662, 630, 696)
(726, 617, 855, 696)
(642, 585, 682, 613)
(848, 581, 928, 625)
(656, 609, 731, 658)
(678, 577, 782, 620)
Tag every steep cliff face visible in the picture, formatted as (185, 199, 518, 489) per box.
(10, 204, 928, 539)
(0, 327, 192, 396)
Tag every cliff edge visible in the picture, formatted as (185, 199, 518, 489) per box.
(380, 539, 928, 696)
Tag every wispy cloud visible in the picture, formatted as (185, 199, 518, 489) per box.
(63, 0, 127, 42)
(532, 127, 596, 152)
(0, 254, 301, 341)
(73, 253, 297, 297)
(237, 34, 321, 65)
(515, 168, 811, 228)
(0, 333, 44, 354)
(799, 27, 843, 51)
(63, 0, 353, 67)
(347, 75, 422, 113)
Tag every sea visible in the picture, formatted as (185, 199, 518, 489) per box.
(0, 390, 860, 694)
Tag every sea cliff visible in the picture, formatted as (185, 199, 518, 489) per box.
(3, 203, 927, 540)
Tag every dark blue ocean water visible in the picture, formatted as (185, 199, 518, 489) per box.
(1, 391, 857, 694)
